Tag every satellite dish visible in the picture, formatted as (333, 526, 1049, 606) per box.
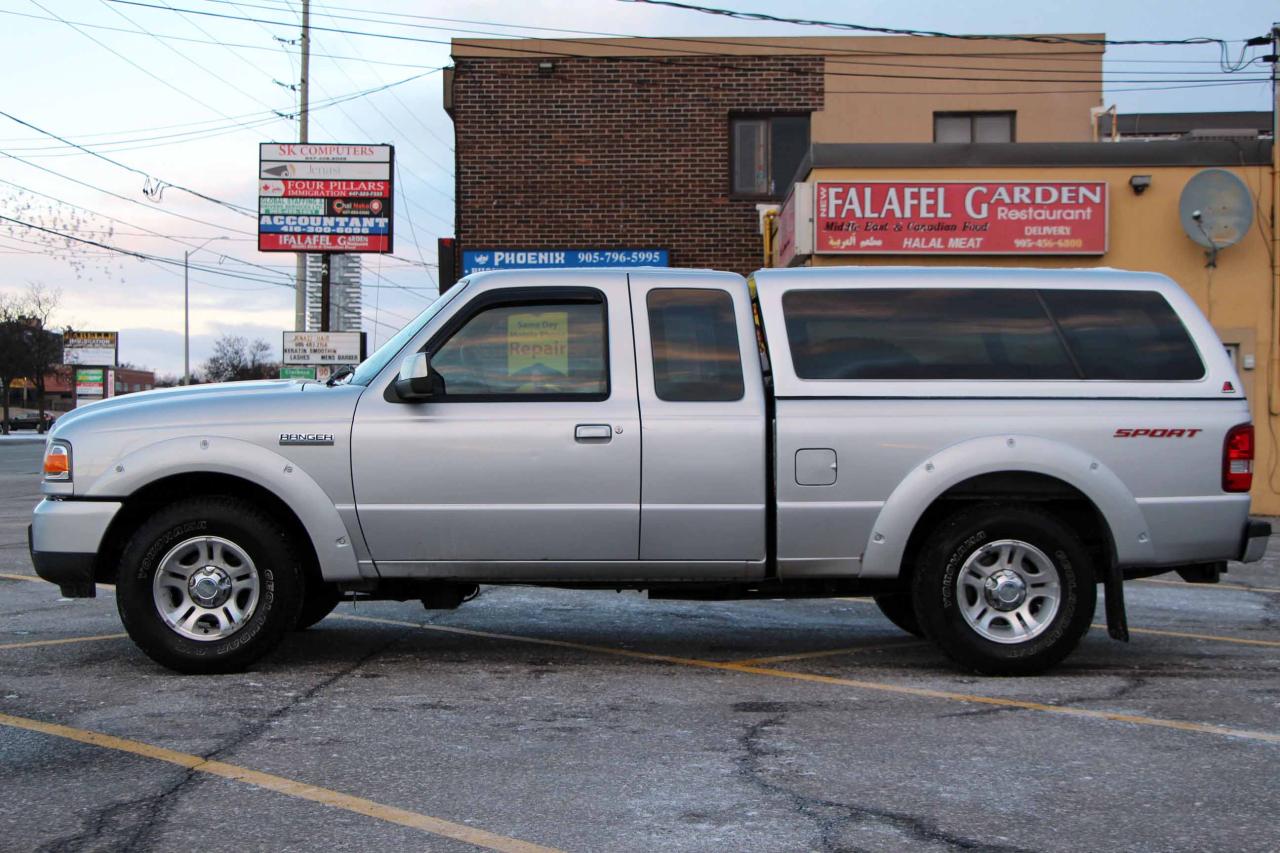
(1178, 169, 1253, 258)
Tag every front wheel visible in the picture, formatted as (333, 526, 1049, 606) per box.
(116, 496, 303, 674)
(911, 504, 1095, 676)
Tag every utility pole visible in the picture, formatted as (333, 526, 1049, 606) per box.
(320, 256, 331, 332)
(293, 0, 311, 332)
(184, 249, 190, 385)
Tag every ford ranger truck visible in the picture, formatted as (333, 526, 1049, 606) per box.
(29, 267, 1271, 675)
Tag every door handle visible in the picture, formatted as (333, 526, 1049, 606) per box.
(575, 424, 613, 442)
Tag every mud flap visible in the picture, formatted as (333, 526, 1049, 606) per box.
(1103, 560, 1129, 642)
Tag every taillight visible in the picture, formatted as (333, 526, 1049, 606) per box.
(1222, 423, 1254, 493)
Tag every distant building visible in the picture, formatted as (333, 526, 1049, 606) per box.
(304, 254, 362, 332)
(1099, 111, 1272, 142)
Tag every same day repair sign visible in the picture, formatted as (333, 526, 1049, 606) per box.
(814, 181, 1108, 255)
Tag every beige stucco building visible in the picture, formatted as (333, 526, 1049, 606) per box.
(770, 142, 1279, 512)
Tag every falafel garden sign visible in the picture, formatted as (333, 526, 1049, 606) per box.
(813, 181, 1108, 255)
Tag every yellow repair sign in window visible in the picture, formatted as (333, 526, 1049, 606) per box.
(508, 312, 569, 376)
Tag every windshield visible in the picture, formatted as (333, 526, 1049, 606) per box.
(348, 282, 467, 386)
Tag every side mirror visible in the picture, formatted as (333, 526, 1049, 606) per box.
(393, 352, 441, 401)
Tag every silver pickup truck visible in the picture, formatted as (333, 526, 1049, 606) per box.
(30, 267, 1270, 675)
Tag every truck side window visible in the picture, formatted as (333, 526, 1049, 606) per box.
(1039, 290, 1205, 380)
(430, 300, 608, 399)
(782, 288, 1077, 380)
(647, 288, 744, 401)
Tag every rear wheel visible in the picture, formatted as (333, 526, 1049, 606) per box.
(873, 593, 923, 637)
(911, 504, 1095, 676)
(116, 496, 303, 674)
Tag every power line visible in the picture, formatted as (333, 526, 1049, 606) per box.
(0, 109, 257, 216)
(0, 150, 254, 236)
(0, 177, 293, 283)
(0, 214, 297, 289)
(28, 0, 273, 145)
(0, 7, 442, 70)
(98, 0, 285, 124)
(103, 1, 1269, 86)
(215, 0, 1265, 78)
(615, 0, 1258, 51)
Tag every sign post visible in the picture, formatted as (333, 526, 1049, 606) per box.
(63, 332, 119, 409)
(282, 331, 365, 365)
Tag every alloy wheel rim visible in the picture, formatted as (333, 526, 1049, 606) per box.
(152, 536, 261, 642)
(956, 538, 1062, 644)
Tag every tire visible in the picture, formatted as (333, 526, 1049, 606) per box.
(911, 503, 1095, 677)
(116, 496, 303, 674)
(873, 593, 923, 637)
(294, 583, 342, 630)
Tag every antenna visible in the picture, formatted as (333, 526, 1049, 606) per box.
(1178, 168, 1255, 268)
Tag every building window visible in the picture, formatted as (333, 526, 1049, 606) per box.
(731, 115, 810, 198)
(934, 112, 1015, 143)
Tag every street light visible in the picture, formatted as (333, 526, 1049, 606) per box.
(184, 237, 230, 385)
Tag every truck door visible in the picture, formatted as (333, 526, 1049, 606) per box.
(350, 275, 641, 571)
(628, 272, 768, 565)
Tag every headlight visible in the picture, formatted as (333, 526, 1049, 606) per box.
(43, 441, 71, 482)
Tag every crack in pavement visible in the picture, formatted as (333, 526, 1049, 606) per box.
(733, 712, 1037, 853)
(32, 627, 413, 852)
(935, 675, 1148, 721)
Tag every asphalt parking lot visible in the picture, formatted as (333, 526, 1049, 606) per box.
(1, 440, 1277, 853)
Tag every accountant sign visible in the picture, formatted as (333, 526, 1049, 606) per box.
(814, 181, 1107, 255)
(258, 143, 393, 253)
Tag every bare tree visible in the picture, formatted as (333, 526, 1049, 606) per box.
(202, 335, 278, 383)
(21, 284, 66, 422)
(0, 285, 66, 430)
(0, 293, 25, 433)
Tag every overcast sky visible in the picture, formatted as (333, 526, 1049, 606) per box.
(0, 0, 1273, 377)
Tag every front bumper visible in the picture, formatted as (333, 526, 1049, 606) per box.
(1239, 517, 1271, 563)
(28, 498, 122, 598)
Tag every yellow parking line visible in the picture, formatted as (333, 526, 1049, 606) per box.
(0, 712, 563, 853)
(1136, 578, 1280, 594)
(336, 613, 1280, 744)
(713, 662, 1280, 743)
(0, 572, 114, 593)
(732, 640, 927, 666)
(0, 633, 126, 650)
(1092, 623, 1280, 648)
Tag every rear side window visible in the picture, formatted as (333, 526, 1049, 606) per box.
(782, 288, 1077, 380)
(647, 289, 744, 401)
(1039, 290, 1204, 380)
(782, 287, 1204, 382)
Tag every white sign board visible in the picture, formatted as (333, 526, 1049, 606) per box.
(283, 331, 364, 365)
(64, 331, 118, 366)
(260, 144, 393, 163)
(260, 162, 391, 181)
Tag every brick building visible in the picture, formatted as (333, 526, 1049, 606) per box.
(444, 35, 1104, 280)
